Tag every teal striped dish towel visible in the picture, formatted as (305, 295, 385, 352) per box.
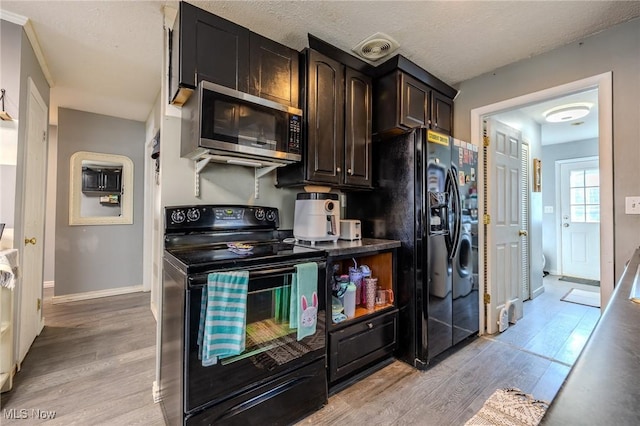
(197, 271, 249, 366)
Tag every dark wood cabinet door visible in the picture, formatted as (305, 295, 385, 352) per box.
(249, 33, 299, 107)
(82, 168, 101, 191)
(180, 2, 250, 93)
(432, 91, 453, 135)
(306, 50, 344, 185)
(399, 73, 430, 129)
(344, 67, 372, 188)
(102, 170, 122, 192)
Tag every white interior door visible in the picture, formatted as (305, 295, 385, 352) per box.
(559, 159, 600, 280)
(18, 78, 48, 365)
(485, 118, 524, 334)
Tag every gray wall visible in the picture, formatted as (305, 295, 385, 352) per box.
(541, 138, 599, 273)
(44, 125, 57, 282)
(0, 20, 23, 235)
(453, 17, 640, 280)
(159, 115, 301, 228)
(55, 108, 144, 296)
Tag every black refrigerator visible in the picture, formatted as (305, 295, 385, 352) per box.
(347, 128, 478, 368)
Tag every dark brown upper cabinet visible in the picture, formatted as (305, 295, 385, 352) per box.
(249, 33, 299, 108)
(305, 50, 345, 185)
(344, 67, 372, 188)
(82, 167, 121, 193)
(277, 48, 372, 190)
(373, 55, 456, 137)
(431, 90, 453, 135)
(169, 2, 298, 108)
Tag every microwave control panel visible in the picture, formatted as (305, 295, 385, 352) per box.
(288, 115, 302, 154)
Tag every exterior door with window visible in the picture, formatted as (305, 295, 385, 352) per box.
(560, 159, 600, 280)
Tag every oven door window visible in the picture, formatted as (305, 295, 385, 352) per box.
(186, 267, 326, 412)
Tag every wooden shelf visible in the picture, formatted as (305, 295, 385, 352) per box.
(353, 303, 393, 318)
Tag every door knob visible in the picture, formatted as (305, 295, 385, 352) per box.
(518, 230, 528, 236)
(25, 237, 37, 245)
(563, 223, 570, 227)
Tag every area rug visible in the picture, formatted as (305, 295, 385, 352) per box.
(561, 288, 600, 308)
(558, 275, 600, 286)
(465, 388, 549, 426)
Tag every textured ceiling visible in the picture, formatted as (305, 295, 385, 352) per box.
(1, 0, 639, 127)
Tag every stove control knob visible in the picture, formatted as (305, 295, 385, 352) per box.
(255, 209, 265, 221)
(266, 210, 277, 222)
(171, 210, 185, 224)
(186, 208, 201, 222)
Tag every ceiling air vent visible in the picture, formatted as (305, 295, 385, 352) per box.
(352, 32, 399, 62)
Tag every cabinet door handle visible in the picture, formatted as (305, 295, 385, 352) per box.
(367, 322, 373, 329)
(347, 168, 353, 175)
(336, 167, 341, 173)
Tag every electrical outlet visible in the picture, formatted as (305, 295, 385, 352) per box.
(625, 196, 640, 214)
(544, 206, 554, 214)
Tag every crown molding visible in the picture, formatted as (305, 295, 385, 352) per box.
(22, 19, 55, 87)
(0, 9, 28, 25)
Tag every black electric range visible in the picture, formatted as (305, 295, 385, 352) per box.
(160, 205, 329, 426)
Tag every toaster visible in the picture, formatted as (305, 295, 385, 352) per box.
(339, 220, 361, 241)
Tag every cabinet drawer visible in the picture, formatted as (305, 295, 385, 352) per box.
(329, 309, 397, 383)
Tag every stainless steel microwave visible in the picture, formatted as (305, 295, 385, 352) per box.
(181, 81, 302, 165)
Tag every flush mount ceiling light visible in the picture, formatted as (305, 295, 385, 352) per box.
(543, 102, 592, 123)
(352, 32, 399, 62)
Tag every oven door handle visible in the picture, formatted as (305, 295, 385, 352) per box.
(187, 262, 326, 287)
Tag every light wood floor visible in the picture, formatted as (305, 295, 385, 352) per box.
(0, 277, 599, 425)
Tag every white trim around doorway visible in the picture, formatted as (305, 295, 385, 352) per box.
(471, 72, 613, 335)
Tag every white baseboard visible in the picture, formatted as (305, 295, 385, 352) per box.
(43, 281, 55, 288)
(51, 285, 144, 304)
(152, 380, 161, 403)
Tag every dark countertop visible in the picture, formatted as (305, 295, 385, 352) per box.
(541, 247, 640, 425)
(296, 238, 401, 258)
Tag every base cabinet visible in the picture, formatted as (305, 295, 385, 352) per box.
(329, 309, 398, 384)
(324, 245, 398, 388)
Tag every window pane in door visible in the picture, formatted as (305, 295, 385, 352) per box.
(571, 205, 585, 222)
(570, 170, 584, 188)
(570, 188, 585, 204)
(585, 187, 599, 204)
(586, 205, 600, 223)
(585, 169, 599, 186)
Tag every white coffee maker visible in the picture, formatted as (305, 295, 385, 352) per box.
(293, 192, 340, 244)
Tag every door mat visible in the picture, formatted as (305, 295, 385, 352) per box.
(561, 288, 600, 308)
(559, 275, 600, 286)
(465, 388, 549, 426)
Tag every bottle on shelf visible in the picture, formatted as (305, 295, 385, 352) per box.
(343, 282, 357, 318)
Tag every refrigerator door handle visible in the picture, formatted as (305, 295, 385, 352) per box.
(447, 168, 462, 260)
